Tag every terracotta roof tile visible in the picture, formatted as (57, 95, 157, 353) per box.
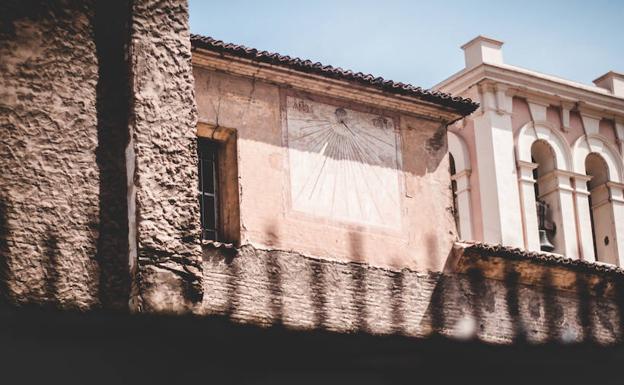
(190, 34, 479, 116)
(461, 242, 624, 277)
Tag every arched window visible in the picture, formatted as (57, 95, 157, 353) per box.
(585, 153, 613, 263)
(530, 140, 559, 253)
(449, 153, 460, 232)
(447, 132, 473, 240)
(572, 134, 624, 264)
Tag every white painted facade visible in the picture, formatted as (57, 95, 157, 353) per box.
(436, 36, 624, 266)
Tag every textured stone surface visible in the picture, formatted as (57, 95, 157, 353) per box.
(187, 244, 623, 345)
(128, 0, 202, 312)
(0, 1, 101, 309)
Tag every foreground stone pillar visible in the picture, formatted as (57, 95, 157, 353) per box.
(127, 0, 202, 313)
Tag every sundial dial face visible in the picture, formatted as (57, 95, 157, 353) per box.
(285, 96, 401, 228)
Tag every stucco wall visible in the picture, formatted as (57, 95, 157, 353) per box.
(193, 67, 457, 272)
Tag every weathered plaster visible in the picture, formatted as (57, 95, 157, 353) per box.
(193, 66, 456, 272)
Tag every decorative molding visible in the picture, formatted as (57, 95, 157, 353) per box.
(572, 134, 624, 183)
(435, 63, 624, 122)
(581, 113, 601, 135)
(516, 121, 573, 172)
(560, 101, 574, 132)
(528, 100, 549, 123)
(517, 160, 538, 183)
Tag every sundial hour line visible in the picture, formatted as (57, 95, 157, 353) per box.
(289, 117, 331, 123)
(291, 123, 333, 142)
(294, 122, 333, 131)
(351, 124, 395, 148)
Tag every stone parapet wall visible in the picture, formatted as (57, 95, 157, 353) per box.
(138, 243, 624, 345)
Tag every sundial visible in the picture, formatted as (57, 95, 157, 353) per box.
(285, 96, 401, 227)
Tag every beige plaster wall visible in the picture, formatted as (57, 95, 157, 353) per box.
(194, 68, 456, 272)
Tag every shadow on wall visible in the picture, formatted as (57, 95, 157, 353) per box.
(0, 1, 133, 310)
(203, 233, 624, 346)
(0, 196, 9, 303)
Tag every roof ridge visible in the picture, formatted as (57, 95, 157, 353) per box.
(190, 34, 479, 116)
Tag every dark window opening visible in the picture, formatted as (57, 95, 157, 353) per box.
(198, 138, 219, 241)
(587, 192, 598, 259)
(449, 154, 459, 232)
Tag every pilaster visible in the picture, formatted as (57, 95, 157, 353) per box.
(517, 161, 540, 251)
(536, 171, 579, 259)
(607, 182, 624, 266)
(473, 82, 524, 247)
(572, 174, 595, 262)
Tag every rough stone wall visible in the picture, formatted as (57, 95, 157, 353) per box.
(0, 1, 102, 309)
(0, 0, 197, 311)
(128, 0, 202, 312)
(167, 244, 622, 345)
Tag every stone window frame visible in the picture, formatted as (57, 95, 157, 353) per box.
(197, 122, 241, 245)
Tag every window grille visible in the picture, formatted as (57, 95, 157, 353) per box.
(198, 138, 219, 241)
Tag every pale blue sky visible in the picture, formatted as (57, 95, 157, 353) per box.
(189, 0, 623, 89)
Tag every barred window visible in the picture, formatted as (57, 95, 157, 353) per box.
(198, 138, 219, 241)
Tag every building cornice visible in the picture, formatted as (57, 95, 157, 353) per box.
(192, 49, 465, 124)
(435, 63, 624, 120)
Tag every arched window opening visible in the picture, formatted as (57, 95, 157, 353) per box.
(531, 140, 559, 253)
(585, 153, 613, 263)
(449, 153, 460, 234)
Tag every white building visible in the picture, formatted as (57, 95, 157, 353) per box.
(436, 36, 624, 265)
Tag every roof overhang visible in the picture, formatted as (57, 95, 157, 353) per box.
(191, 35, 478, 123)
(435, 63, 624, 120)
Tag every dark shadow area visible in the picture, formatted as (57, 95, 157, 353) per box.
(310, 258, 328, 329)
(466, 267, 488, 335)
(1, 303, 623, 385)
(41, 229, 60, 301)
(503, 261, 526, 343)
(265, 222, 284, 324)
(575, 272, 594, 343)
(390, 269, 405, 334)
(349, 231, 368, 332)
(224, 248, 240, 318)
(615, 278, 624, 340)
(541, 270, 564, 341)
(93, 0, 132, 310)
(427, 273, 447, 335)
(267, 251, 284, 324)
(0, 196, 9, 303)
